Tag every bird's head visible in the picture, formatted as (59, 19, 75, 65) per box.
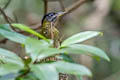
(41, 12, 66, 24)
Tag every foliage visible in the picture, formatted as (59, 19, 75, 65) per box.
(0, 24, 110, 80)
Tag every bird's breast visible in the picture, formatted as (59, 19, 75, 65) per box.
(41, 22, 59, 39)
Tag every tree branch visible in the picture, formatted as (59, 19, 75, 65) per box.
(0, 7, 15, 30)
(3, 0, 12, 10)
(44, 0, 48, 14)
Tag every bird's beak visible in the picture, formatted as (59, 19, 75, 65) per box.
(57, 12, 66, 17)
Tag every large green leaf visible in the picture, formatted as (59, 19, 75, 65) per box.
(12, 24, 48, 42)
(0, 47, 23, 77)
(30, 64, 58, 80)
(0, 73, 17, 80)
(37, 48, 65, 60)
(52, 61, 92, 76)
(0, 48, 24, 66)
(25, 37, 52, 62)
(25, 38, 65, 61)
(61, 31, 101, 47)
(0, 24, 13, 31)
(18, 73, 39, 80)
(25, 37, 50, 53)
(0, 29, 27, 44)
(62, 44, 110, 61)
(0, 63, 23, 76)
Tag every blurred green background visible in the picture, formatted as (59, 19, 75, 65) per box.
(0, 0, 120, 80)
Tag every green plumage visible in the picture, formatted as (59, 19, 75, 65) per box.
(40, 21, 60, 47)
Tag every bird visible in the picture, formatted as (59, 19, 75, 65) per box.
(40, 12, 68, 80)
(40, 12, 66, 48)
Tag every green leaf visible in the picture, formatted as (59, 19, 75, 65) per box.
(19, 72, 39, 80)
(52, 61, 92, 76)
(0, 73, 17, 80)
(12, 24, 48, 42)
(0, 63, 23, 76)
(58, 54, 74, 62)
(0, 24, 13, 31)
(62, 44, 110, 61)
(37, 48, 66, 60)
(30, 64, 58, 80)
(25, 37, 52, 62)
(61, 31, 101, 47)
(25, 38, 65, 61)
(0, 29, 27, 44)
(0, 48, 24, 66)
(25, 37, 50, 53)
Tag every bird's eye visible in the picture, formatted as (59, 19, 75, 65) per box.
(49, 14, 54, 17)
(49, 13, 56, 17)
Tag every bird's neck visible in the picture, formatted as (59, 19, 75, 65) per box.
(42, 21, 52, 28)
(42, 20, 58, 29)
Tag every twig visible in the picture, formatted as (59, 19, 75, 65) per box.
(3, 0, 12, 10)
(0, 7, 11, 24)
(59, 0, 65, 11)
(0, 7, 15, 30)
(64, 0, 87, 15)
(44, 0, 48, 14)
